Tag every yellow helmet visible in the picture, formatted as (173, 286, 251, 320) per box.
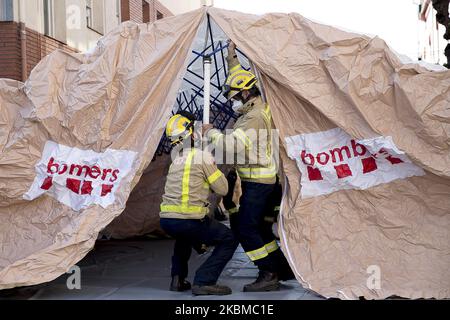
(165, 112, 194, 145)
(223, 65, 258, 101)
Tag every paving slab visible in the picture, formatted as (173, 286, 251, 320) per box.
(1, 238, 324, 300)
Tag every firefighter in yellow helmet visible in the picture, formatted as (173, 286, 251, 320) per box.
(203, 41, 283, 292)
(160, 111, 238, 296)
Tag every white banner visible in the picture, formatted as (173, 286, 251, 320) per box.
(286, 128, 425, 198)
(24, 141, 137, 211)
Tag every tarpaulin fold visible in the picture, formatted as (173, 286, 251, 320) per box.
(0, 8, 206, 289)
(208, 8, 450, 299)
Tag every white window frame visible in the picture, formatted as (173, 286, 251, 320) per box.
(86, 0, 93, 29)
(86, 0, 105, 35)
(116, 0, 121, 24)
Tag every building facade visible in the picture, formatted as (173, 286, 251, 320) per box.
(418, 0, 450, 66)
(0, 0, 178, 81)
(161, 0, 212, 15)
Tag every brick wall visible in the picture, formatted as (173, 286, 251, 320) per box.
(0, 22, 77, 82)
(0, 22, 22, 81)
(121, 0, 144, 23)
(0, 0, 174, 81)
(121, 0, 173, 23)
(25, 28, 78, 77)
(148, 0, 173, 22)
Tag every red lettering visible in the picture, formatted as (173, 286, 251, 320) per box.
(69, 164, 91, 177)
(330, 146, 351, 163)
(58, 164, 68, 174)
(301, 150, 315, 166)
(316, 152, 330, 165)
(89, 166, 101, 179)
(102, 169, 112, 180)
(40, 176, 53, 190)
(47, 157, 59, 174)
(386, 155, 403, 164)
(110, 169, 120, 182)
(334, 164, 352, 179)
(351, 139, 367, 157)
(45, 158, 120, 184)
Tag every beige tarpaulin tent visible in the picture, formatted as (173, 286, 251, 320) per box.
(0, 7, 449, 299)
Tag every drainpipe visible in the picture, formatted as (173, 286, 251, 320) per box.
(18, 0, 27, 81)
(20, 22, 27, 81)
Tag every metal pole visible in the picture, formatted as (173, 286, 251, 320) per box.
(203, 56, 212, 124)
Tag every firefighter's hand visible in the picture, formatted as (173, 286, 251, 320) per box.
(227, 39, 236, 51)
(202, 124, 214, 136)
(226, 169, 238, 186)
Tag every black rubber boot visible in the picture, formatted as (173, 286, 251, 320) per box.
(243, 271, 280, 292)
(192, 284, 232, 296)
(276, 251, 295, 281)
(170, 276, 192, 292)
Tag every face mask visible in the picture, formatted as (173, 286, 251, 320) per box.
(232, 100, 243, 113)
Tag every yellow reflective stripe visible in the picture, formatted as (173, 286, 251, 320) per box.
(160, 204, 208, 215)
(207, 170, 223, 185)
(228, 206, 239, 214)
(210, 131, 222, 145)
(265, 240, 279, 254)
(238, 164, 276, 173)
(246, 246, 269, 261)
(238, 172, 277, 179)
(233, 129, 251, 149)
(261, 105, 273, 161)
(181, 150, 195, 207)
(229, 64, 242, 73)
(274, 206, 280, 212)
(261, 110, 271, 123)
(237, 165, 277, 179)
(203, 181, 209, 189)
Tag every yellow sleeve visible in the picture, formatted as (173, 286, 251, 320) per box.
(206, 128, 252, 158)
(226, 46, 241, 72)
(202, 152, 228, 196)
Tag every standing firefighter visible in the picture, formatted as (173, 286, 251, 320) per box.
(222, 170, 296, 282)
(160, 111, 238, 296)
(203, 41, 282, 292)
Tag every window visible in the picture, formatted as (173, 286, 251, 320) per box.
(43, 0, 55, 37)
(0, 0, 13, 21)
(86, 0, 93, 29)
(43, 0, 66, 42)
(142, 0, 149, 23)
(157, 11, 163, 20)
(116, 0, 121, 24)
(86, 0, 104, 34)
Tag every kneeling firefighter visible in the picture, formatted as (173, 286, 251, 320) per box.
(160, 111, 239, 296)
(203, 41, 283, 292)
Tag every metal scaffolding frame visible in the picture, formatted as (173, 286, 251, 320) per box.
(155, 15, 250, 156)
